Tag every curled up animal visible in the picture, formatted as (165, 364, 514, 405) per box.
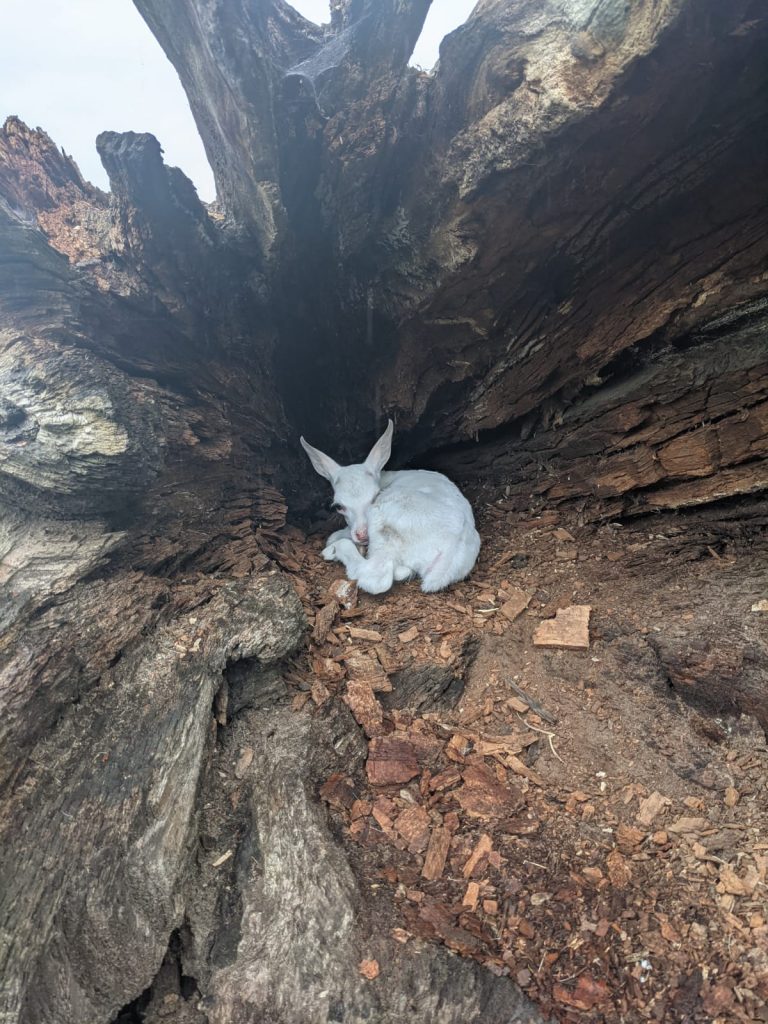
(300, 420, 481, 595)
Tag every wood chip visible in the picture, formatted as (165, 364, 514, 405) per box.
(751, 599, 768, 612)
(616, 823, 645, 850)
(505, 680, 558, 724)
(506, 695, 529, 713)
(393, 805, 431, 853)
(724, 786, 740, 807)
(312, 655, 345, 682)
(398, 626, 419, 643)
(366, 737, 419, 785)
(347, 626, 384, 642)
(463, 833, 493, 878)
(422, 826, 452, 881)
(668, 816, 709, 835)
(636, 790, 671, 826)
(429, 766, 462, 792)
(343, 680, 384, 737)
(455, 764, 524, 819)
(463, 881, 480, 911)
(359, 959, 379, 980)
(234, 746, 254, 779)
(211, 849, 233, 868)
(311, 679, 330, 705)
(445, 733, 473, 763)
(717, 864, 758, 897)
(319, 773, 357, 810)
(330, 578, 358, 609)
(499, 587, 531, 622)
(555, 543, 578, 560)
(312, 601, 339, 643)
(553, 975, 610, 1011)
(344, 650, 392, 692)
(533, 605, 591, 649)
(606, 849, 632, 890)
(505, 753, 545, 787)
(350, 799, 372, 820)
(552, 528, 576, 542)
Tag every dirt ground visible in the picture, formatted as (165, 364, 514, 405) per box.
(268, 495, 768, 1024)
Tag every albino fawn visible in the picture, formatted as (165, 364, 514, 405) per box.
(300, 420, 480, 594)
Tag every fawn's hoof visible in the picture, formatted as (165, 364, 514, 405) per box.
(322, 542, 338, 561)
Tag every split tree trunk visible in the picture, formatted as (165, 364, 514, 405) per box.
(1, 1, 766, 1021)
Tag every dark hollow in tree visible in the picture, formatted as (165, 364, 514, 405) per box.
(0, 1, 766, 1021)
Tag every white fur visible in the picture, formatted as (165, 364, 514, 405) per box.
(300, 420, 481, 595)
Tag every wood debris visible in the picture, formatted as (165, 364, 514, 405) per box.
(234, 746, 254, 779)
(455, 764, 524, 819)
(552, 528, 576, 543)
(343, 680, 384, 737)
(344, 650, 392, 692)
(394, 805, 431, 853)
(422, 826, 452, 881)
(312, 600, 339, 643)
(462, 881, 480, 910)
(636, 790, 671, 826)
(366, 737, 419, 785)
(359, 959, 379, 980)
(533, 604, 591, 649)
(330, 578, 358, 608)
(347, 626, 384, 642)
(280, 501, 768, 1024)
(463, 833, 493, 878)
(499, 586, 531, 622)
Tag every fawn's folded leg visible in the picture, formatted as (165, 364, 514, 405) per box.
(322, 538, 395, 594)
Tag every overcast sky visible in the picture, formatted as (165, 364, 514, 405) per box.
(0, 0, 475, 202)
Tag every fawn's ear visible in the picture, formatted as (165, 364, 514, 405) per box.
(300, 436, 341, 483)
(364, 419, 393, 476)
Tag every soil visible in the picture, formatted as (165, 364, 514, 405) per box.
(266, 494, 768, 1024)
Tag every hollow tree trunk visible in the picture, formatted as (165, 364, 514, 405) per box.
(0, 1, 766, 1022)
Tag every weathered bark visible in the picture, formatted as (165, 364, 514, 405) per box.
(433, 304, 768, 516)
(1, 0, 767, 1021)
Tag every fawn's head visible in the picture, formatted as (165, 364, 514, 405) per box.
(300, 420, 393, 545)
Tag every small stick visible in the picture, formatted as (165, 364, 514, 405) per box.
(505, 679, 557, 725)
(518, 715, 565, 764)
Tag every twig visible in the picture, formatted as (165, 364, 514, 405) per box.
(518, 715, 565, 764)
(505, 679, 557, 724)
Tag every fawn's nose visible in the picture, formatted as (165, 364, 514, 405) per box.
(354, 529, 368, 544)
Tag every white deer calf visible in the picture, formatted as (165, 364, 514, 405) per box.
(300, 420, 481, 594)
